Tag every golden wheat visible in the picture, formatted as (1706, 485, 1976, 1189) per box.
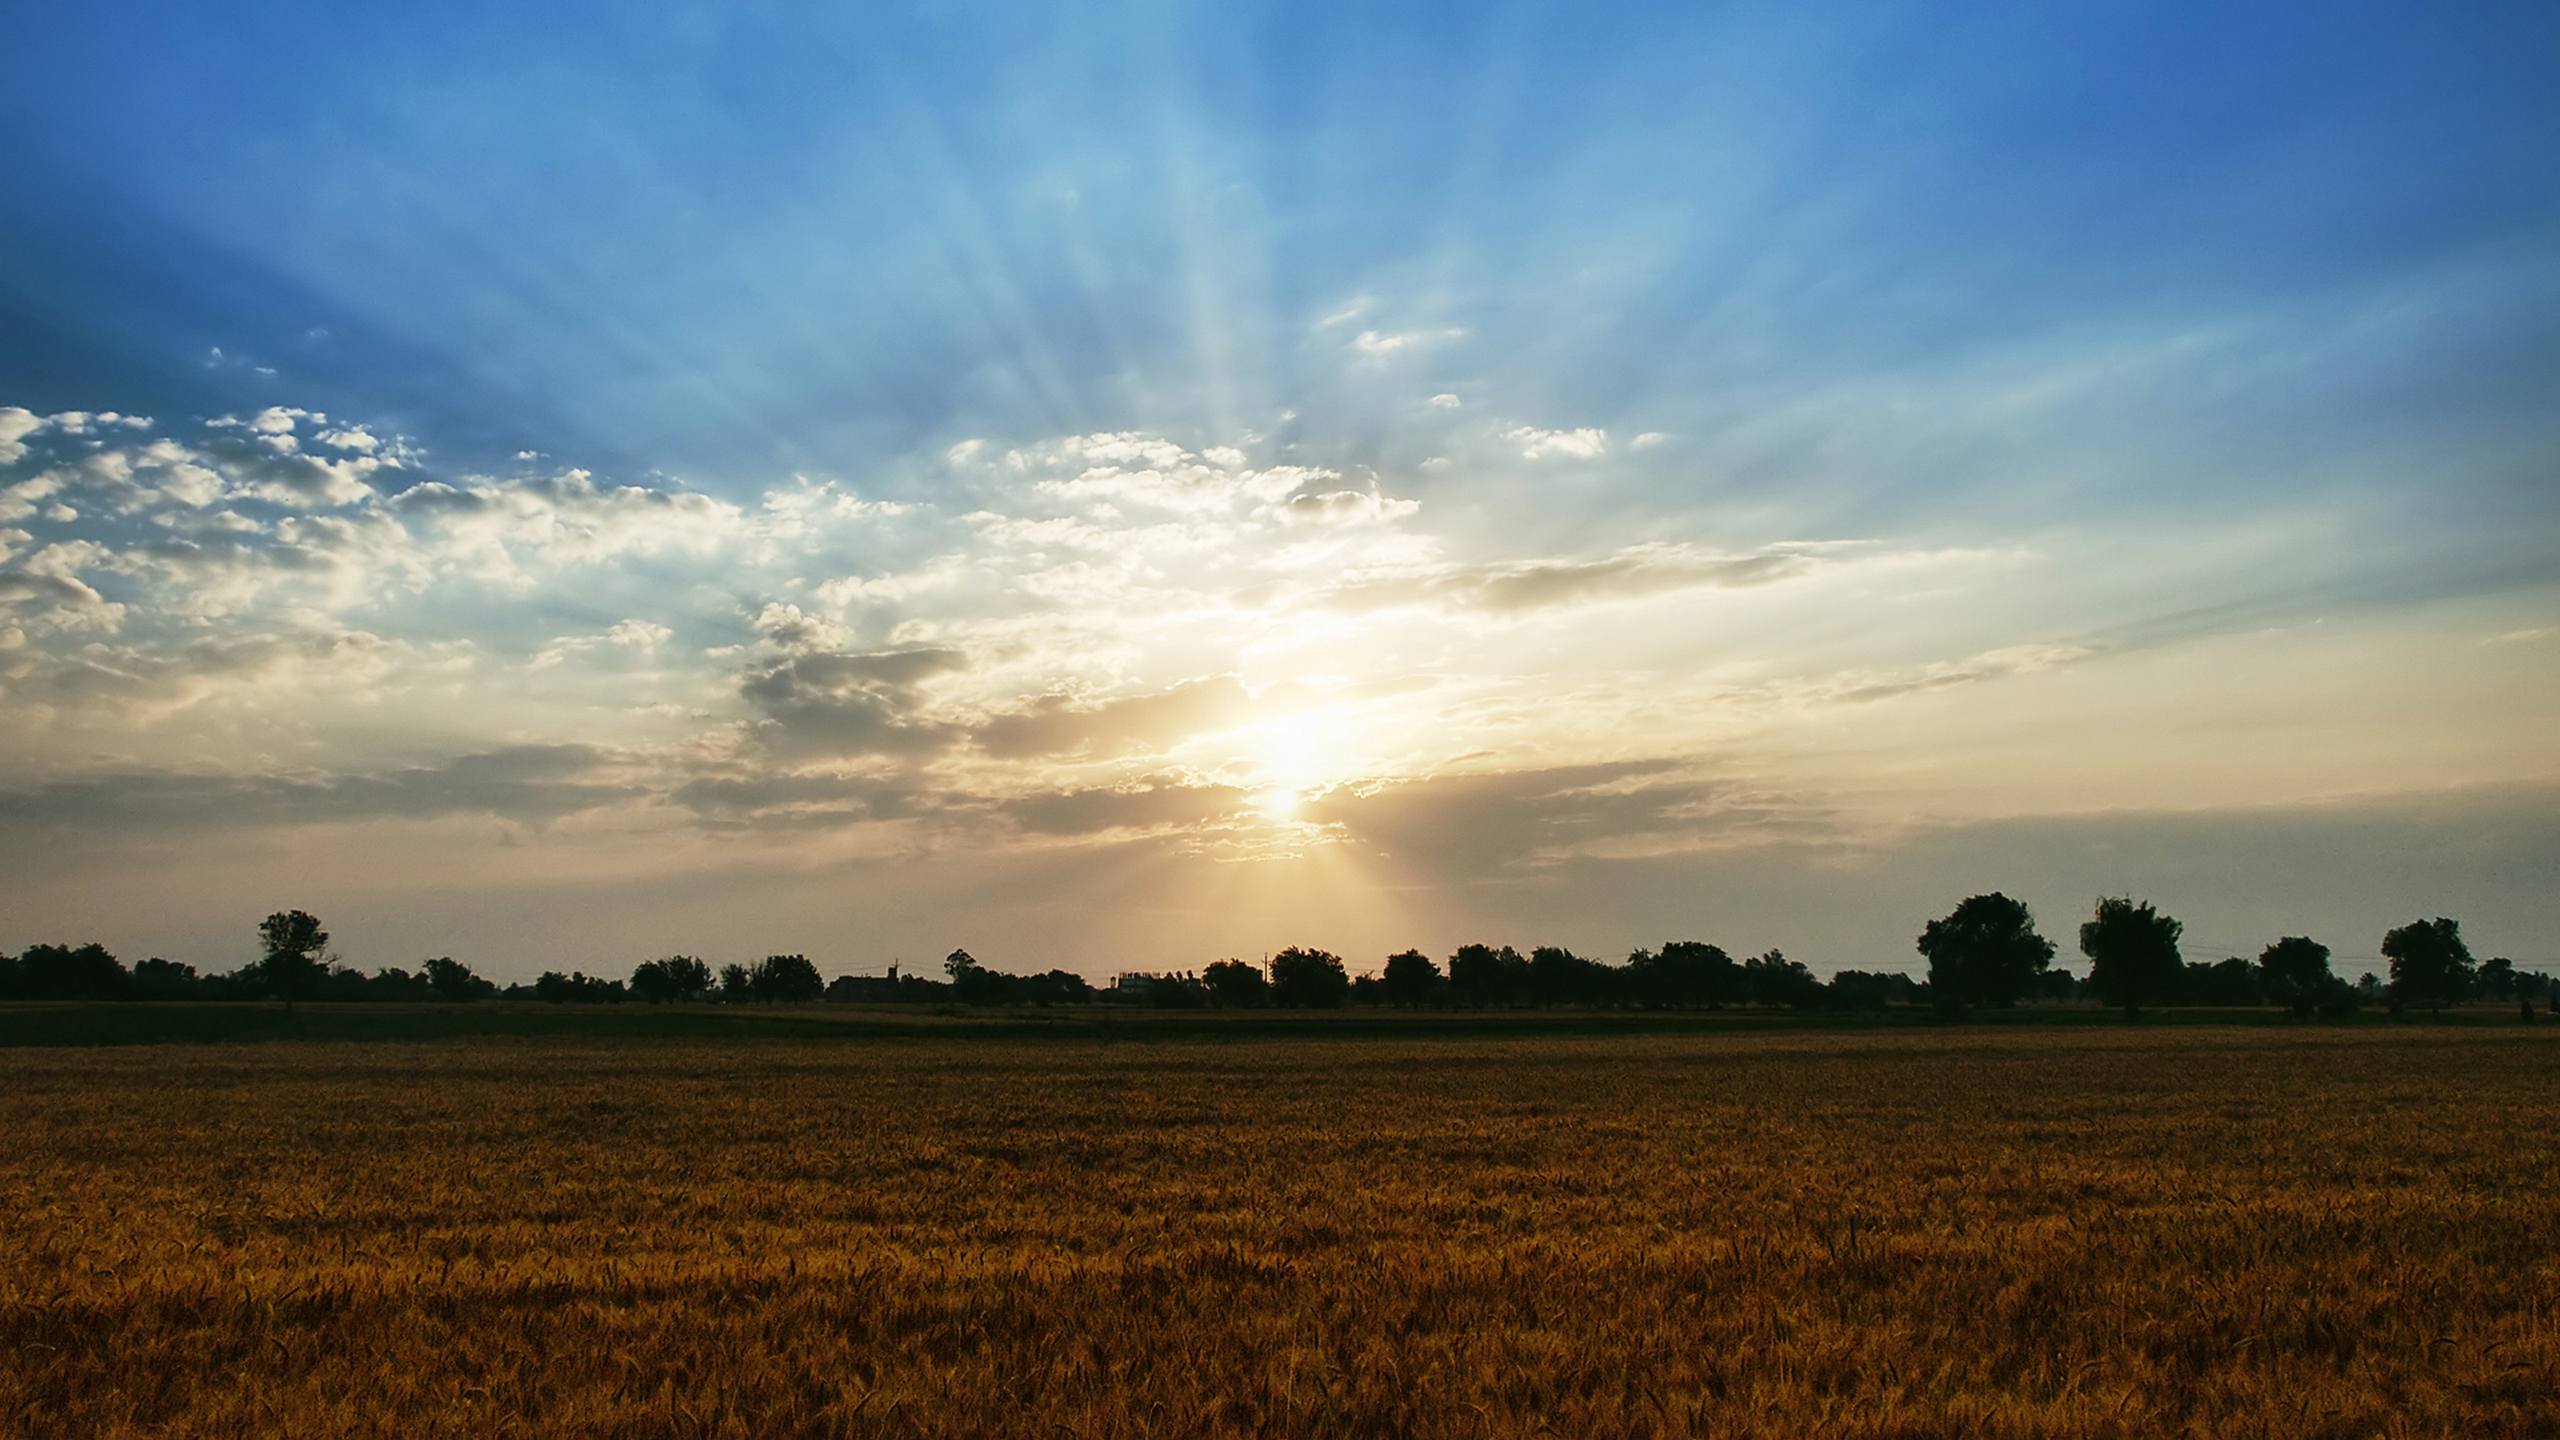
(2, 1024, 2554, 1437)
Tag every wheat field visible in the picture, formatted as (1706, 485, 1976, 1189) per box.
(3, 1023, 2554, 1437)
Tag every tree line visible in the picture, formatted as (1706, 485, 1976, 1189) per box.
(3, 897, 2548, 1019)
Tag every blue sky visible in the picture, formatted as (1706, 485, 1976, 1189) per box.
(3, 2, 2556, 978)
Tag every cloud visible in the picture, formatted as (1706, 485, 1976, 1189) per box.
(975, 676, 1255, 759)
(529, 618, 676, 670)
(0, 542, 124, 633)
(1301, 760, 1818, 875)
(1429, 393, 1462, 410)
(1009, 432, 1317, 515)
(1504, 425, 1610, 460)
(1314, 297, 1373, 329)
(0, 626, 456, 731)
(1817, 642, 2096, 705)
(2480, 626, 2553, 647)
(1351, 327, 1464, 358)
(1268, 489, 1422, 528)
(738, 646, 969, 759)
(999, 780, 1251, 837)
(1307, 541, 1817, 616)
(1630, 432, 1670, 451)
(0, 567, 124, 634)
(389, 468, 742, 580)
(0, 407, 42, 465)
(669, 770, 926, 827)
(0, 744, 636, 832)
(748, 601, 852, 652)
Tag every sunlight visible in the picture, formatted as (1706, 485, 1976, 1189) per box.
(1243, 707, 1353, 803)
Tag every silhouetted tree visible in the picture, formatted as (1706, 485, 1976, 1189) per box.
(943, 948, 978, 979)
(422, 955, 495, 1002)
(718, 962, 754, 1004)
(1447, 943, 1523, 1008)
(2181, 956, 2263, 1008)
(1823, 969, 1908, 1011)
(1630, 940, 1740, 1010)
(2477, 956, 2518, 1001)
(359, 966, 433, 1002)
(1742, 949, 1822, 1010)
(2256, 936, 2334, 1017)
(1144, 972, 1209, 1008)
(256, 911, 330, 1013)
(1381, 949, 1442, 1007)
(2079, 896, 2183, 1015)
(629, 956, 701, 1003)
(1269, 946, 1350, 1008)
(532, 970, 626, 1003)
(750, 953, 825, 1003)
(2382, 917, 2474, 1015)
(1528, 945, 1603, 1007)
(1917, 893, 2054, 1018)
(130, 956, 200, 1001)
(1201, 958, 1268, 1008)
(8, 942, 129, 1001)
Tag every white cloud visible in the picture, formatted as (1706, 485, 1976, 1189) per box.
(1630, 431, 1670, 451)
(0, 407, 41, 465)
(0, 473, 64, 522)
(1504, 425, 1611, 461)
(1314, 297, 1373, 329)
(530, 618, 675, 670)
(608, 619, 673, 650)
(1351, 327, 1464, 358)
(1267, 489, 1422, 528)
(1428, 393, 1462, 410)
(2480, 626, 2554, 647)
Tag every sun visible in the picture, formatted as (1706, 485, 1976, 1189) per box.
(1242, 709, 1350, 815)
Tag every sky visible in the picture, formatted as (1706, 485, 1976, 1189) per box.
(3, 1, 2556, 982)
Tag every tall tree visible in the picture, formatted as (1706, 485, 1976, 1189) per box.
(751, 953, 825, 1003)
(1381, 949, 1441, 1007)
(1917, 893, 2054, 1018)
(2079, 896, 2185, 1015)
(1742, 949, 1821, 1010)
(2256, 936, 2334, 1017)
(1650, 940, 1740, 1009)
(1268, 947, 1350, 1008)
(2382, 917, 2475, 1015)
(422, 956, 494, 1002)
(1446, 943, 1522, 1009)
(2476, 956, 2518, 1000)
(8, 942, 128, 1001)
(1527, 945, 1597, 1007)
(256, 911, 331, 1013)
(1201, 958, 1268, 1008)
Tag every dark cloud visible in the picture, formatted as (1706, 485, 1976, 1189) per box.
(1301, 760, 1825, 876)
(0, 744, 636, 831)
(974, 675, 1255, 759)
(1, 628, 398, 721)
(1000, 782, 1251, 836)
(670, 770, 926, 824)
(739, 647, 968, 759)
